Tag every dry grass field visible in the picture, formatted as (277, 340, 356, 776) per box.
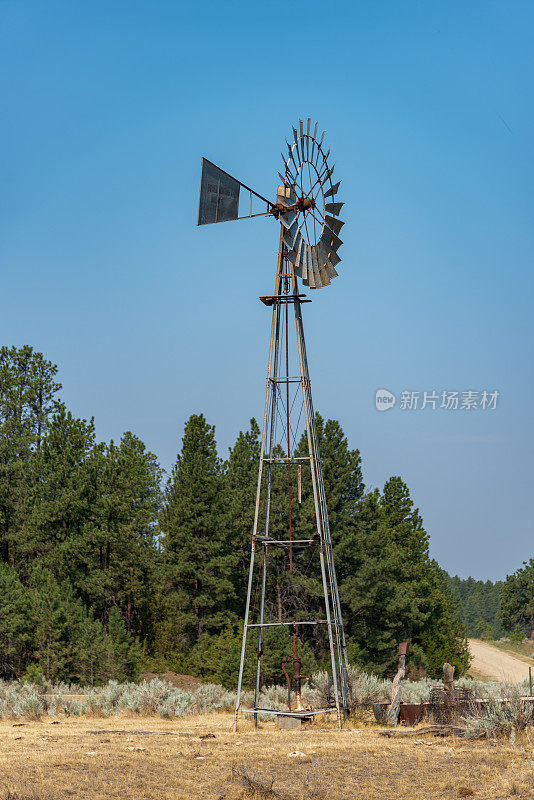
(0, 712, 533, 800)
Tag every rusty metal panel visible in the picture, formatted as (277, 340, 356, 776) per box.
(399, 703, 424, 726)
(197, 158, 240, 225)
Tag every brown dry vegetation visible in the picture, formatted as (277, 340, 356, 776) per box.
(0, 712, 533, 800)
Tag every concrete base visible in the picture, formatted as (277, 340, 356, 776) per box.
(277, 715, 303, 730)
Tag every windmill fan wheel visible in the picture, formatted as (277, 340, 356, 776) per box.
(279, 118, 344, 289)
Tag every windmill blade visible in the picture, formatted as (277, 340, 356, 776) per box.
(325, 230, 343, 252)
(324, 214, 345, 236)
(311, 247, 323, 288)
(288, 232, 303, 264)
(319, 265, 331, 286)
(299, 120, 306, 161)
(282, 155, 296, 184)
(280, 210, 297, 230)
(328, 249, 341, 267)
(321, 226, 343, 252)
(310, 121, 318, 162)
(324, 180, 341, 198)
(325, 201, 344, 216)
(301, 242, 310, 282)
(317, 236, 333, 267)
(293, 237, 304, 277)
(283, 228, 300, 252)
(307, 249, 316, 288)
(302, 252, 310, 286)
(325, 260, 339, 279)
(287, 142, 300, 174)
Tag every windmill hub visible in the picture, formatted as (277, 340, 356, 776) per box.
(296, 196, 316, 212)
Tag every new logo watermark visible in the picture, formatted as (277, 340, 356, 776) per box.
(375, 389, 499, 411)
(375, 389, 396, 411)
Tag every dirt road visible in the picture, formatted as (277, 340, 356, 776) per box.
(468, 638, 533, 682)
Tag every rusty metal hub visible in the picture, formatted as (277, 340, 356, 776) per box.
(296, 196, 316, 212)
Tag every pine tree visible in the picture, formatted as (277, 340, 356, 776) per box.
(0, 562, 34, 678)
(158, 414, 236, 654)
(0, 346, 61, 565)
(296, 414, 364, 546)
(500, 559, 534, 640)
(338, 478, 469, 676)
(225, 419, 261, 616)
(30, 566, 68, 681)
(70, 432, 161, 637)
(19, 405, 95, 580)
(73, 609, 107, 685)
(104, 606, 142, 681)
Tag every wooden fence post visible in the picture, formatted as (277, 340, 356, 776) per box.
(443, 662, 455, 703)
(386, 643, 409, 726)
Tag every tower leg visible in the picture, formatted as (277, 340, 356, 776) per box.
(233, 230, 284, 732)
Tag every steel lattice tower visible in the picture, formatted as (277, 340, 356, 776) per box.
(197, 119, 349, 730)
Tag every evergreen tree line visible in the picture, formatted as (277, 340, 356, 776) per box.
(448, 564, 534, 643)
(447, 576, 504, 639)
(9, 343, 523, 687)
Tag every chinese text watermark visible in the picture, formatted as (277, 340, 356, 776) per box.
(375, 389, 499, 412)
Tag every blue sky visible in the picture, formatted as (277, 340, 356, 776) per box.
(2, 1, 533, 581)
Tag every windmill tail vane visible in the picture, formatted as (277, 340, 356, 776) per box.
(197, 120, 349, 730)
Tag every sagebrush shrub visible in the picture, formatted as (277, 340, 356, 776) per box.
(465, 691, 534, 739)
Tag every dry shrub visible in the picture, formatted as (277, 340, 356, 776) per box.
(464, 688, 534, 739)
(300, 761, 329, 800)
(232, 764, 278, 799)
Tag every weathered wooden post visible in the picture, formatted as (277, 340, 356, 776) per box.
(443, 662, 455, 703)
(386, 642, 409, 726)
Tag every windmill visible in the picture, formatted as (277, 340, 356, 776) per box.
(197, 120, 349, 729)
